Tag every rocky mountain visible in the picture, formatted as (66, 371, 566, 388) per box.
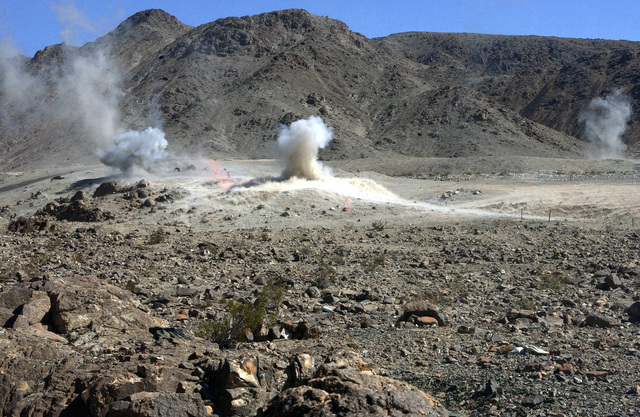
(1, 8, 639, 171)
(378, 32, 640, 145)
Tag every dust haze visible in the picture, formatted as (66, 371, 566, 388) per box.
(579, 89, 632, 159)
(0, 3, 168, 173)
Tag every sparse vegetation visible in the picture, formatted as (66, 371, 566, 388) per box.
(148, 227, 166, 245)
(371, 220, 386, 231)
(194, 278, 283, 348)
(541, 271, 570, 290)
(315, 255, 336, 289)
(361, 253, 385, 273)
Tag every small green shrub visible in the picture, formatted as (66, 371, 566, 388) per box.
(371, 221, 386, 231)
(194, 278, 284, 348)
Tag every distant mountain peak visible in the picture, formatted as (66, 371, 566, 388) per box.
(123, 9, 184, 27)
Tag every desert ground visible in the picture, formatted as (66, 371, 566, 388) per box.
(1, 155, 639, 416)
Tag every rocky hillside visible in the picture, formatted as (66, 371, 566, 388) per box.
(1, 9, 639, 170)
(378, 32, 640, 144)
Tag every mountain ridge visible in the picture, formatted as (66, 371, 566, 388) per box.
(1, 8, 638, 171)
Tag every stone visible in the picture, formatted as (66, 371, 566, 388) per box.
(223, 358, 260, 389)
(603, 274, 623, 289)
(176, 286, 199, 297)
(480, 378, 501, 398)
(305, 286, 321, 298)
(262, 361, 448, 417)
(416, 316, 439, 326)
(46, 275, 160, 334)
(11, 291, 50, 328)
(586, 370, 609, 381)
(399, 301, 447, 326)
(584, 315, 621, 329)
(457, 325, 487, 336)
(93, 180, 127, 197)
(71, 191, 87, 201)
(555, 363, 573, 374)
(113, 392, 209, 417)
(38, 200, 114, 222)
(522, 394, 545, 407)
(288, 353, 317, 386)
(280, 320, 322, 339)
(625, 301, 640, 322)
(537, 315, 564, 326)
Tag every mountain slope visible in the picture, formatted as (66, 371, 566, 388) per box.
(5, 9, 640, 171)
(378, 32, 640, 148)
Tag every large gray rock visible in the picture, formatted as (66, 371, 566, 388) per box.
(262, 362, 449, 417)
(45, 275, 161, 334)
(625, 301, 640, 322)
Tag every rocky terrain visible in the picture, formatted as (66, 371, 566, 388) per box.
(1, 7, 640, 417)
(0, 158, 639, 416)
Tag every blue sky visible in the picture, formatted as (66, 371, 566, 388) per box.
(1, 0, 638, 57)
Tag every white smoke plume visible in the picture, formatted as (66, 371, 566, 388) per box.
(56, 49, 121, 145)
(52, 0, 98, 46)
(0, 42, 44, 114)
(0, 3, 171, 173)
(579, 89, 631, 159)
(277, 115, 333, 180)
(96, 127, 168, 172)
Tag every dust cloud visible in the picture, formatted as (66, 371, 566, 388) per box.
(277, 115, 333, 180)
(0, 2, 168, 173)
(579, 89, 631, 159)
(96, 127, 168, 172)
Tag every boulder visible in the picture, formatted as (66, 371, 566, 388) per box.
(398, 300, 447, 326)
(625, 301, 640, 322)
(262, 361, 448, 417)
(45, 275, 161, 334)
(93, 180, 129, 197)
(11, 291, 50, 328)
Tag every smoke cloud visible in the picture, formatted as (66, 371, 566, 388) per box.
(579, 89, 631, 159)
(96, 127, 168, 172)
(56, 49, 121, 145)
(52, 0, 98, 46)
(0, 43, 44, 114)
(0, 2, 170, 173)
(277, 115, 333, 180)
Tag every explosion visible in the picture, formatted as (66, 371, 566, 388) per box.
(579, 89, 631, 159)
(95, 127, 168, 172)
(277, 115, 333, 180)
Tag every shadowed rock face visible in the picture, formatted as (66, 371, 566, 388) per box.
(4, 8, 640, 170)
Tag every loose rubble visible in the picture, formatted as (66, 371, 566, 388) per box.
(0, 178, 639, 416)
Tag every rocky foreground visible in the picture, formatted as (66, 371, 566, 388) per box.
(1, 178, 639, 416)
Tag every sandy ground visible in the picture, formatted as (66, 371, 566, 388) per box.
(1, 157, 639, 232)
